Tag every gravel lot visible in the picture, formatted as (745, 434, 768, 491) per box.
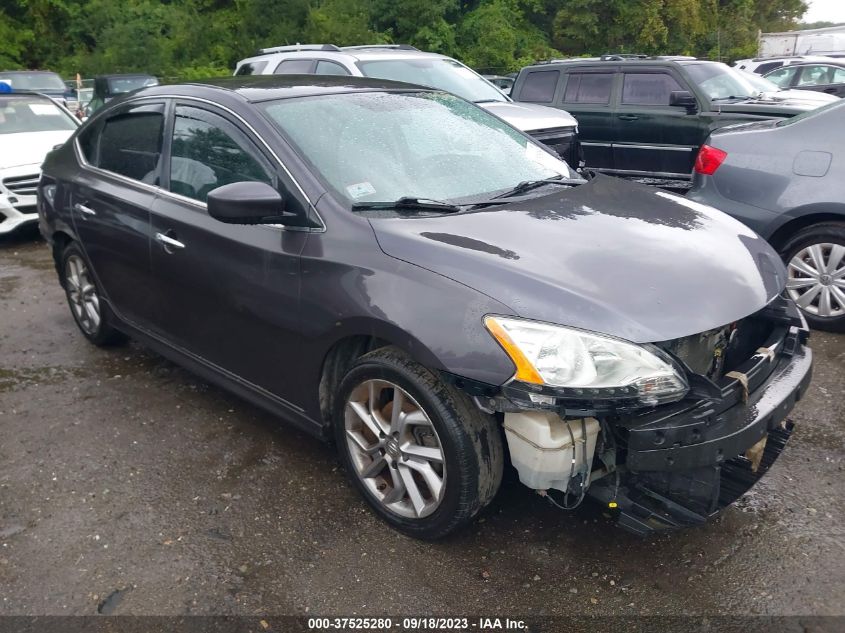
(1, 231, 843, 618)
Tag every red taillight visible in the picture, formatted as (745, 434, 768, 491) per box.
(694, 144, 727, 175)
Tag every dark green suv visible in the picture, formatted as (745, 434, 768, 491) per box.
(512, 57, 825, 182)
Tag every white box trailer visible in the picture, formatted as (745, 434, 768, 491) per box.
(759, 25, 845, 58)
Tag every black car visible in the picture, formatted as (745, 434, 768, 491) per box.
(38, 76, 812, 538)
(511, 57, 823, 183)
(764, 60, 845, 98)
(85, 74, 159, 114)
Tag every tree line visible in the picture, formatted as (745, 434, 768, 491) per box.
(0, 0, 812, 79)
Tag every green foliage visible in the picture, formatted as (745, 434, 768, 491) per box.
(0, 0, 810, 78)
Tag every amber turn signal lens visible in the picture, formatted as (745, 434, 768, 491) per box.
(484, 316, 544, 385)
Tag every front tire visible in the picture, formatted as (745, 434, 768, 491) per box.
(61, 242, 126, 346)
(334, 347, 503, 539)
(781, 222, 845, 333)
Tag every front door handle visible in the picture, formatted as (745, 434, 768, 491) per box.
(618, 114, 639, 121)
(155, 232, 186, 251)
(73, 203, 97, 216)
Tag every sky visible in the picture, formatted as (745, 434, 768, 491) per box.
(803, 0, 845, 24)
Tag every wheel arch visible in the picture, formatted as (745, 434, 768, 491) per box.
(50, 229, 76, 286)
(315, 321, 451, 431)
(765, 205, 845, 250)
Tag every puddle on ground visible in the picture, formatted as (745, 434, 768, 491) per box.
(0, 365, 87, 393)
(97, 587, 131, 615)
(0, 275, 20, 295)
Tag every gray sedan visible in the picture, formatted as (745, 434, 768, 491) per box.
(688, 100, 845, 331)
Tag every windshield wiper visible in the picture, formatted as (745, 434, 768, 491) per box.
(711, 95, 752, 102)
(351, 197, 462, 213)
(481, 176, 584, 203)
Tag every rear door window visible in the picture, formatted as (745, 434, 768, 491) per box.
(95, 103, 165, 183)
(274, 59, 315, 74)
(519, 71, 559, 103)
(315, 60, 351, 76)
(621, 73, 684, 105)
(797, 65, 837, 86)
(563, 73, 614, 104)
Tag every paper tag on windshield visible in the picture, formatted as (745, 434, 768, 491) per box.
(346, 182, 376, 199)
(29, 104, 59, 116)
(525, 142, 569, 176)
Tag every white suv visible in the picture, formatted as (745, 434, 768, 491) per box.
(235, 44, 581, 167)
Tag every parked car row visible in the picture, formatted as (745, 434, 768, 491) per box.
(36, 70, 815, 539)
(234, 44, 582, 169)
(0, 92, 79, 235)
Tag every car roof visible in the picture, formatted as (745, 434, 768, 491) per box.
(771, 60, 845, 68)
(523, 57, 710, 70)
(0, 70, 62, 75)
(95, 73, 158, 79)
(0, 90, 56, 100)
(238, 45, 450, 66)
(132, 74, 437, 103)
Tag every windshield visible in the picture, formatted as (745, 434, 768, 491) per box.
(741, 72, 781, 93)
(684, 63, 760, 100)
(107, 76, 159, 94)
(0, 96, 77, 134)
(356, 58, 507, 103)
(0, 72, 66, 92)
(260, 91, 572, 206)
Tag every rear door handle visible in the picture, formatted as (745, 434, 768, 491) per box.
(618, 114, 639, 121)
(73, 203, 97, 216)
(155, 232, 186, 251)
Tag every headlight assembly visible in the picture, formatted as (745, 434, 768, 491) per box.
(484, 315, 688, 405)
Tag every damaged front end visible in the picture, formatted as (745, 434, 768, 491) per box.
(468, 295, 812, 536)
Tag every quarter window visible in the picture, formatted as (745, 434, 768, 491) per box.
(274, 59, 314, 74)
(754, 61, 783, 75)
(95, 104, 164, 182)
(519, 71, 559, 103)
(315, 60, 351, 76)
(235, 60, 268, 76)
(169, 105, 273, 203)
(797, 65, 837, 86)
(563, 73, 613, 104)
(622, 73, 684, 105)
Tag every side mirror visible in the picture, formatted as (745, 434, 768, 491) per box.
(207, 181, 295, 225)
(669, 90, 698, 111)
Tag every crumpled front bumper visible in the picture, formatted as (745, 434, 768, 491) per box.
(588, 328, 813, 535)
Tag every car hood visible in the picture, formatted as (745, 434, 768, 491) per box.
(756, 89, 839, 105)
(479, 101, 578, 132)
(370, 176, 785, 344)
(715, 97, 820, 115)
(0, 130, 75, 171)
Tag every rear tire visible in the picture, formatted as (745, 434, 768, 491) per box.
(333, 346, 503, 539)
(780, 222, 845, 333)
(60, 242, 126, 346)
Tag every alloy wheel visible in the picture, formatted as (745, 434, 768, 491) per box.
(65, 254, 101, 334)
(786, 243, 845, 318)
(344, 379, 446, 519)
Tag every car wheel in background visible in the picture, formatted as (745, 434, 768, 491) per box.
(61, 242, 126, 346)
(781, 222, 845, 332)
(334, 346, 503, 539)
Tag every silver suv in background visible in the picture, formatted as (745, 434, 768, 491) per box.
(235, 44, 581, 167)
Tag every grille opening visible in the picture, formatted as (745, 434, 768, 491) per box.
(657, 315, 775, 382)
